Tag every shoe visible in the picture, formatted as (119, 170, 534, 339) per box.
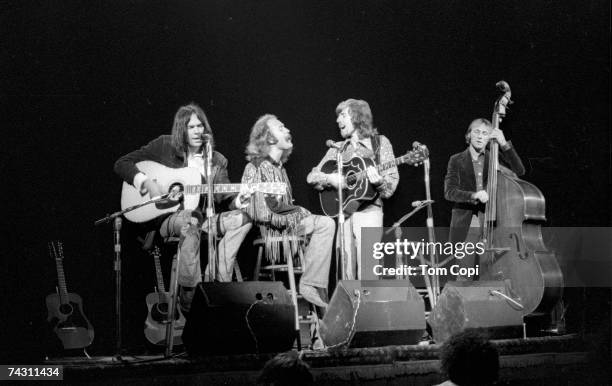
(299, 283, 328, 308)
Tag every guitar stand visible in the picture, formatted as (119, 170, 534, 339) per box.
(165, 242, 181, 357)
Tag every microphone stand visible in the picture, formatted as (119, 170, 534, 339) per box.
(335, 144, 348, 280)
(94, 194, 171, 361)
(204, 139, 217, 282)
(112, 217, 122, 360)
(422, 155, 440, 308)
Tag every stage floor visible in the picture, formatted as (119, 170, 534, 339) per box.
(45, 334, 609, 385)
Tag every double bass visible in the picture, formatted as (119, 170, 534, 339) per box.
(479, 81, 563, 316)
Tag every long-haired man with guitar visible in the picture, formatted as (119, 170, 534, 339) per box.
(241, 114, 335, 308)
(444, 118, 525, 279)
(307, 99, 399, 280)
(114, 103, 252, 312)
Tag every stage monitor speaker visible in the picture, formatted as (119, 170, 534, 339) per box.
(182, 282, 295, 355)
(320, 280, 425, 349)
(428, 281, 524, 343)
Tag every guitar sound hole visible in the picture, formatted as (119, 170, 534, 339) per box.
(345, 171, 357, 189)
(156, 302, 169, 315)
(59, 303, 73, 316)
(156, 183, 184, 209)
(168, 183, 184, 199)
(152, 302, 180, 322)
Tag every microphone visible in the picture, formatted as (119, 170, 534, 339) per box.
(325, 139, 341, 149)
(411, 199, 434, 207)
(201, 133, 212, 141)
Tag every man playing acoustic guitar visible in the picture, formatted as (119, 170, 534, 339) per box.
(307, 99, 399, 280)
(114, 103, 252, 313)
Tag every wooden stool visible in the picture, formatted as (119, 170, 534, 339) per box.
(252, 235, 319, 349)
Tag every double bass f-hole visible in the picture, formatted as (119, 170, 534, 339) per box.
(510, 233, 529, 260)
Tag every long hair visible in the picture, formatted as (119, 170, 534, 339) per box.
(171, 103, 215, 154)
(245, 114, 292, 163)
(336, 98, 378, 139)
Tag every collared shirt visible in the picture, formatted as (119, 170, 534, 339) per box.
(468, 146, 485, 192)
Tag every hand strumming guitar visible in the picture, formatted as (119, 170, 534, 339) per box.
(141, 179, 166, 198)
(325, 172, 346, 190)
(366, 166, 383, 186)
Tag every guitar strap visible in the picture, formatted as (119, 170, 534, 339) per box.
(371, 134, 381, 165)
(355, 134, 382, 212)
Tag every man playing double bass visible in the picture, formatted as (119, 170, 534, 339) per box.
(444, 118, 525, 279)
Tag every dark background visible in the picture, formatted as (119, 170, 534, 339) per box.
(2, 0, 609, 360)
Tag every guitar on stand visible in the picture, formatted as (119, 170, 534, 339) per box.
(144, 246, 185, 346)
(45, 240, 94, 351)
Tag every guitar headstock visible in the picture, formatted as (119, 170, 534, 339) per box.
(400, 142, 429, 166)
(57, 241, 64, 260)
(48, 240, 64, 261)
(150, 245, 162, 260)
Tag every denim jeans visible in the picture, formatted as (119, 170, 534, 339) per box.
(160, 209, 251, 286)
(297, 214, 336, 289)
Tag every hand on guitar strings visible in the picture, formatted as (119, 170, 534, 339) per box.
(366, 166, 383, 186)
(326, 173, 346, 190)
(234, 185, 256, 209)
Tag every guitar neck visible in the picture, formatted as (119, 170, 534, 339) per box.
(152, 247, 166, 293)
(183, 182, 285, 196)
(348, 156, 406, 184)
(54, 258, 70, 305)
(184, 183, 242, 195)
(376, 156, 405, 173)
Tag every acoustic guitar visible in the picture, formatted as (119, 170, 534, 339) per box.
(319, 144, 428, 216)
(45, 241, 94, 350)
(120, 161, 287, 223)
(144, 245, 185, 346)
